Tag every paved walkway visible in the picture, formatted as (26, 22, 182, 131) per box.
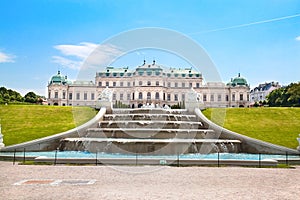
(1, 161, 300, 200)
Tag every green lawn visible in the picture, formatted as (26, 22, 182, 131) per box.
(0, 105, 97, 146)
(202, 107, 300, 149)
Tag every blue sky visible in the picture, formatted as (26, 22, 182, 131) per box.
(0, 0, 300, 96)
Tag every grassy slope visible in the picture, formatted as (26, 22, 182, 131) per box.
(0, 105, 97, 146)
(202, 107, 300, 149)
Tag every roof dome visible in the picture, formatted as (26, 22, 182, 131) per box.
(227, 73, 248, 87)
(49, 71, 69, 85)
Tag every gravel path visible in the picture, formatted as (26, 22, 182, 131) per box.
(1, 161, 299, 200)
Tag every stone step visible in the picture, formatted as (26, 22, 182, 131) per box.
(62, 137, 241, 144)
(59, 138, 241, 154)
(86, 128, 216, 139)
(103, 114, 197, 121)
(112, 108, 188, 114)
(98, 121, 204, 129)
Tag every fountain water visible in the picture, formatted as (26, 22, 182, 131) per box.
(59, 108, 241, 155)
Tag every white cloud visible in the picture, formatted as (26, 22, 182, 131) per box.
(0, 51, 15, 63)
(54, 42, 98, 59)
(52, 56, 83, 70)
(296, 36, 300, 41)
(52, 42, 123, 70)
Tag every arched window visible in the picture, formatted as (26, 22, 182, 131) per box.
(139, 92, 143, 99)
(155, 92, 159, 100)
(147, 92, 151, 100)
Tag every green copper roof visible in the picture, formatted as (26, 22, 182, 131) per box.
(227, 73, 248, 87)
(49, 71, 69, 85)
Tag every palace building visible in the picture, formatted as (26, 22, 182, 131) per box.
(47, 60, 250, 108)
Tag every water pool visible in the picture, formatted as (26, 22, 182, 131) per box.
(0, 151, 299, 161)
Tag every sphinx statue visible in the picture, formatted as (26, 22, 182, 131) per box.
(98, 87, 113, 102)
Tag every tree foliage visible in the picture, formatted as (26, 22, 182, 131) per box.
(267, 82, 300, 107)
(0, 87, 23, 103)
(0, 86, 44, 104)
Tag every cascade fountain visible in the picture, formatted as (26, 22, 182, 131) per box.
(58, 88, 241, 155)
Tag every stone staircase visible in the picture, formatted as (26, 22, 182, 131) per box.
(59, 108, 241, 154)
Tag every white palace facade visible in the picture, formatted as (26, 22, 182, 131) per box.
(47, 61, 250, 108)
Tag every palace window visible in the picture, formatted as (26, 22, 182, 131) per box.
(69, 93, 72, 100)
(174, 94, 178, 101)
(147, 92, 151, 100)
(113, 82, 116, 87)
(175, 83, 178, 88)
(189, 83, 193, 88)
(138, 71, 144, 76)
(120, 93, 123, 100)
(127, 82, 131, 87)
(139, 92, 143, 99)
(226, 95, 229, 101)
(196, 83, 200, 88)
(113, 93, 116, 100)
(155, 92, 159, 100)
(182, 94, 185, 101)
(62, 91, 66, 99)
(55, 92, 58, 99)
(210, 94, 214, 102)
(167, 82, 171, 87)
(218, 94, 222, 102)
(147, 70, 152, 76)
(98, 82, 102, 87)
(76, 93, 80, 100)
(91, 93, 95, 100)
(106, 82, 109, 87)
(167, 94, 171, 101)
(156, 81, 159, 86)
(139, 81, 142, 86)
(182, 83, 185, 88)
(240, 93, 243, 101)
(84, 92, 87, 100)
(203, 94, 207, 102)
(232, 93, 235, 101)
(127, 93, 131, 100)
(120, 82, 123, 87)
(147, 81, 151, 86)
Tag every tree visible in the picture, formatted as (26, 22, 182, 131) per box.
(287, 82, 300, 106)
(24, 92, 38, 103)
(0, 87, 23, 103)
(267, 82, 300, 107)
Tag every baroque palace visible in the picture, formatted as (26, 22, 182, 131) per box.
(47, 60, 250, 108)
